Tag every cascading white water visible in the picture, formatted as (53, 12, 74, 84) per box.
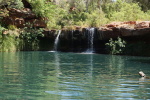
(86, 28, 95, 53)
(54, 30, 61, 51)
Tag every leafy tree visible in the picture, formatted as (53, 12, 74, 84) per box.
(85, 9, 108, 27)
(27, 0, 65, 29)
(102, 0, 150, 21)
(132, 0, 150, 12)
(0, 0, 150, 29)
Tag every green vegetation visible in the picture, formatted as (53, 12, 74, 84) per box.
(25, 0, 150, 28)
(0, 0, 150, 29)
(19, 23, 44, 51)
(102, 0, 150, 21)
(132, 0, 150, 12)
(0, 25, 19, 52)
(0, 0, 24, 9)
(0, 0, 149, 52)
(0, 24, 44, 52)
(105, 37, 126, 55)
(28, 0, 64, 29)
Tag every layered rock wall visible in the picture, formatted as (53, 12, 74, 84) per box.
(42, 21, 150, 54)
(2, 8, 47, 28)
(44, 21, 150, 40)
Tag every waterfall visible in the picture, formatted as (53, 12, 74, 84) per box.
(54, 30, 61, 51)
(71, 30, 74, 51)
(86, 28, 95, 53)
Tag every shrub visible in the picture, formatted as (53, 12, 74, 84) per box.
(0, 34, 19, 52)
(0, 25, 20, 52)
(105, 37, 126, 55)
(19, 23, 44, 50)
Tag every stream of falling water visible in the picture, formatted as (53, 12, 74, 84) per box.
(53, 30, 61, 51)
(86, 28, 95, 53)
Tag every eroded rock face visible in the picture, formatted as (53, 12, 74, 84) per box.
(2, 8, 47, 28)
(135, 21, 150, 29)
(43, 21, 150, 40)
(99, 21, 150, 39)
(105, 21, 150, 29)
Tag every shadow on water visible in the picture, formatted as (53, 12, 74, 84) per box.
(129, 58, 150, 64)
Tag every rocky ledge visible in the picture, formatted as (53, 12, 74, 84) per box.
(43, 21, 150, 41)
(101, 21, 150, 39)
(1, 8, 150, 40)
(2, 8, 47, 28)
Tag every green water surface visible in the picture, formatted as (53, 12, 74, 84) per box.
(0, 51, 150, 100)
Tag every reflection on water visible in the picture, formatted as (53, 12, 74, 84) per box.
(0, 52, 150, 99)
(54, 52, 61, 77)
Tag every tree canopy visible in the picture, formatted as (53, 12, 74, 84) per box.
(0, 0, 150, 29)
